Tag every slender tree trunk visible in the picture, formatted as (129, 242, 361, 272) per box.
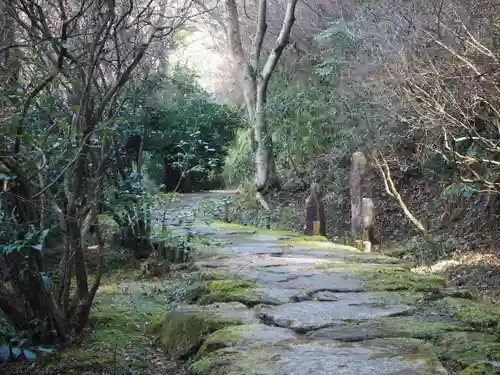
(254, 85, 279, 191)
(224, 0, 299, 194)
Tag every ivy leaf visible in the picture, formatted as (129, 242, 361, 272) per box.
(0, 345, 10, 362)
(23, 349, 36, 361)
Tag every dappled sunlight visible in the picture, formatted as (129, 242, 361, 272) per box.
(412, 260, 461, 275)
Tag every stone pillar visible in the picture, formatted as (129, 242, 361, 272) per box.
(361, 197, 375, 242)
(304, 183, 326, 236)
(350, 152, 367, 239)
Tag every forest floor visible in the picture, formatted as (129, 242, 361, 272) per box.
(3, 191, 500, 374)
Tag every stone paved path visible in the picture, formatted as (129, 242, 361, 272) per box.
(157, 192, 498, 375)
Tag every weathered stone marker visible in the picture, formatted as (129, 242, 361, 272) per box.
(304, 183, 326, 236)
(223, 202, 229, 223)
(350, 152, 367, 239)
(361, 197, 375, 243)
(349, 152, 379, 252)
(343, 231, 350, 246)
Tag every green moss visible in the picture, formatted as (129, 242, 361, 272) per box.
(434, 297, 500, 329)
(160, 310, 243, 360)
(318, 262, 404, 272)
(192, 338, 442, 375)
(462, 364, 500, 375)
(437, 331, 500, 370)
(188, 347, 278, 375)
(356, 266, 446, 292)
(213, 221, 299, 238)
(189, 357, 213, 374)
(208, 280, 256, 293)
(188, 348, 242, 375)
(278, 239, 345, 250)
(197, 324, 246, 357)
(51, 302, 156, 373)
(307, 316, 463, 344)
(199, 279, 262, 306)
(197, 269, 232, 281)
(371, 316, 462, 341)
(353, 337, 441, 371)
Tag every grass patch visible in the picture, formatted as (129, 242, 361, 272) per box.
(437, 331, 500, 371)
(198, 280, 262, 305)
(51, 302, 158, 374)
(462, 363, 500, 374)
(213, 221, 298, 237)
(41, 261, 199, 374)
(434, 297, 500, 329)
(356, 266, 446, 292)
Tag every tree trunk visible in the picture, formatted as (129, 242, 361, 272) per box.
(224, 0, 299, 194)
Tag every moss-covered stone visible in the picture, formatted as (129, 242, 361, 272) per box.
(317, 262, 407, 272)
(356, 266, 446, 292)
(197, 323, 298, 357)
(213, 221, 298, 238)
(462, 363, 500, 375)
(436, 331, 500, 371)
(433, 297, 500, 329)
(306, 316, 464, 343)
(198, 280, 265, 306)
(189, 347, 269, 375)
(280, 235, 331, 245)
(160, 311, 241, 359)
(195, 268, 232, 281)
(159, 302, 257, 359)
(189, 338, 447, 375)
(372, 291, 425, 307)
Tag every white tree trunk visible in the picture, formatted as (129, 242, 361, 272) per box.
(254, 78, 279, 190)
(224, 0, 298, 193)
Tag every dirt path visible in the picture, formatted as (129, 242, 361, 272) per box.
(158, 192, 500, 375)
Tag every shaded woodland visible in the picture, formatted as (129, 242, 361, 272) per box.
(0, 0, 500, 373)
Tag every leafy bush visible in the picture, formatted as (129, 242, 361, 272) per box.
(141, 72, 243, 191)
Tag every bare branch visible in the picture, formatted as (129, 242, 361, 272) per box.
(260, 0, 298, 85)
(252, 0, 267, 70)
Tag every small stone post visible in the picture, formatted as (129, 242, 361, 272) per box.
(343, 231, 350, 246)
(223, 202, 229, 223)
(350, 152, 367, 239)
(363, 241, 372, 252)
(304, 183, 326, 236)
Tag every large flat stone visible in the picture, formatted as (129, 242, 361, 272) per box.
(159, 302, 258, 359)
(270, 273, 364, 292)
(190, 338, 447, 375)
(257, 300, 414, 332)
(199, 323, 298, 355)
(306, 315, 465, 342)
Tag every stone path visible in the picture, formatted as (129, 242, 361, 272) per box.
(157, 192, 500, 375)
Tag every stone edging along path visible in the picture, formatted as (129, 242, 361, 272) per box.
(155, 195, 500, 375)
